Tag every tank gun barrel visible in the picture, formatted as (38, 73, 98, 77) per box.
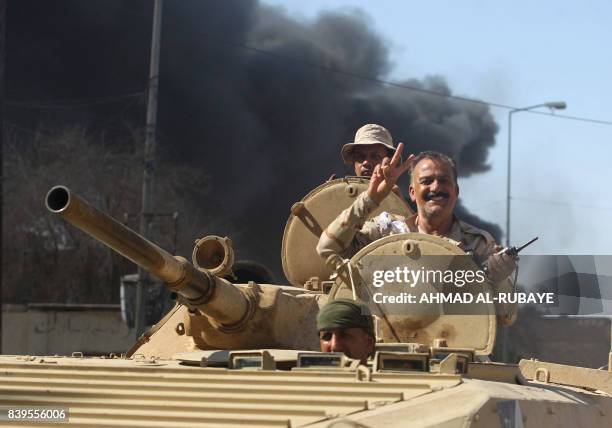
(45, 186, 248, 326)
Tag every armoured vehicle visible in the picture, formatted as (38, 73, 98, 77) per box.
(1, 180, 611, 427)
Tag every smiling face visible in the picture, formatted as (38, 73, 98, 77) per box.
(409, 157, 458, 220)
(319, 327, 375, 363)
(352, 145, 389, 177)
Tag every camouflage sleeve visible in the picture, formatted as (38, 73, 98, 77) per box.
(316, 191, 380, 260)
(456, 220, 497, 267)
(476, 235, 519, 282)
(471, 234, 497, 266)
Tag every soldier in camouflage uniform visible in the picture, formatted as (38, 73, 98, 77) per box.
(317, 148, 516, 282)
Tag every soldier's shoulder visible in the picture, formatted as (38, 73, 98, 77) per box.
(457, 219, 496, 244)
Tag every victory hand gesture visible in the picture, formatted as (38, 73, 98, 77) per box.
(367, 143, 414, 205)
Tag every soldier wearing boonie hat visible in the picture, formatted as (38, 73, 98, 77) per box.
(316, 299, 375, 364)
(341, 124, 396, 164)
(340, 124, 398, 178)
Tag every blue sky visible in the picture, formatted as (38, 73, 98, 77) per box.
(269, 0, 612, 256)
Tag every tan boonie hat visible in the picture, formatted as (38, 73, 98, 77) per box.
(341, 124, 396, 165)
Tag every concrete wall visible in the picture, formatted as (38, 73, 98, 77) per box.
(512, 316, 611, 368)
(2, 304, 135, 356)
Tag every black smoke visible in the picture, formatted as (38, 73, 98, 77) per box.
(6, 0, 500, 279)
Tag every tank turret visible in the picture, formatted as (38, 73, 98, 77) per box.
(45, 186, 324, 358)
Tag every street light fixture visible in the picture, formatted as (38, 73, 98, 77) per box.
(506, 101, 567, 246)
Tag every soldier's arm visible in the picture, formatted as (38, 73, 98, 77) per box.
(467, 230, 516, 281)
(316, 191, 380, 260)
(461, 227, 516, 283)
(481, 238, 518, 326)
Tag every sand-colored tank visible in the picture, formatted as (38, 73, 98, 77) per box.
(0, 182, 610, 427)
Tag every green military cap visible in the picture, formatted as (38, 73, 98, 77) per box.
(316, 299, 374, 335)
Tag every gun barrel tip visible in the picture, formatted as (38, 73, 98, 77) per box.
(46, 186, 70, 212)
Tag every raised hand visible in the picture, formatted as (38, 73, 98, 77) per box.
(487, 245, 518, 282)
(367, 143, 414, 205)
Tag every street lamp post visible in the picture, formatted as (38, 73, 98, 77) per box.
(501, 100, 566, 364)
(506, 101, 567, 246)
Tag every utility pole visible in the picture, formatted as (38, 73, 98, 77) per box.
(0, 0, 6, 353)
(135, 0, 163, 339)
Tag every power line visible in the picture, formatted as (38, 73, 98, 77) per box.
(4, 121, 44, 136)
(192, 31, 612, 126)
(514, 196, 612, 211)
(5, 92, 145, 109)
(527, 109, 612, 126)
(194, 31, 513, 110)
(4, 33, 611, 127)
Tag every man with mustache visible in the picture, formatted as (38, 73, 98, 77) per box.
(317, 147, 515, 282)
